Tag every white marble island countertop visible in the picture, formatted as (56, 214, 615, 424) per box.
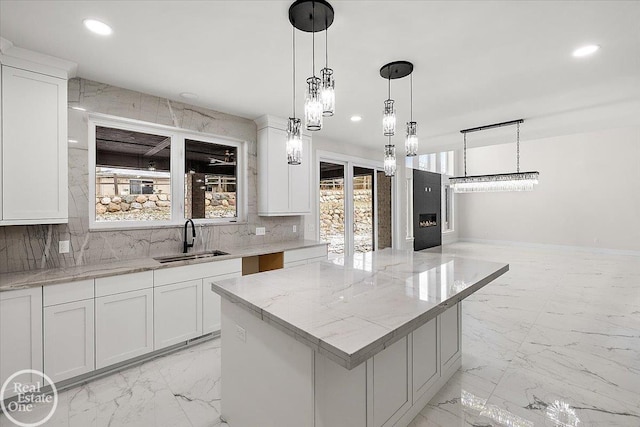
(0, 240, 327, 292)
(211, 249, 509, 370)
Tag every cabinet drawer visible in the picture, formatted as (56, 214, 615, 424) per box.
(154, 258, 241, 287)
(284, 246, 327, 264)
(95, 271, 153, 297)
(44, 279, 94, 306)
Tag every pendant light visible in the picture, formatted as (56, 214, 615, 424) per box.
(450, 119, 540, 192)
(405, 73, 418, 157)
(320, 27, 335, 116)
(384, 137, 396, 177)
(286, 26, 302, 165)
(289, 0, 335, 132)
(380, 61, 413, 137)
(380, 61, 413, 175)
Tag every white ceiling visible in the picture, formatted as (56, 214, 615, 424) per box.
(1, 0, 639, 153)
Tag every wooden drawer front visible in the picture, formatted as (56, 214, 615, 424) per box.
(44, 279, 94, 306)
(154, 258, 242, 287)
(284, 246, 327, 264)
(95, 271, 153, 297)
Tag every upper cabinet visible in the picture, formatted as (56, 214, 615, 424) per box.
(0, 38, 76, 225)
(255, 115, 311, 216)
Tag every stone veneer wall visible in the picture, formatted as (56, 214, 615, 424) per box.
(0, 78, 302, 274)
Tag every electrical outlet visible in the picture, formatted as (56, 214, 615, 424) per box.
(59, 240, 70, 254)
(307, 223, 315, 232)
(235, 325, 246, 342)
(256, 227, 266, 236)
(293, 225, 297, 233)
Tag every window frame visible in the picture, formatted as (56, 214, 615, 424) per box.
(88, 114, 247, 230)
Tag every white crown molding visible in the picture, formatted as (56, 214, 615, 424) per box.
(0, 37, 77, 79)
(254, 114, 312, 137)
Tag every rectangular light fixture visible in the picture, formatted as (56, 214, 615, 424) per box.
(450, 119, 540, 193)
(450, 171, 539, 193)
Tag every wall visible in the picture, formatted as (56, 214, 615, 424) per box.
(457, 126, 640, 252)
(0, 78, 302, 274)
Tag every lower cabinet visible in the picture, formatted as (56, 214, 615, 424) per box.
(95, 288, 154, 369)
(203, 272, 241, 334)
(154, 280, 203, 349)
(44, 299, 95, 383)
(0, 287, 43, 398)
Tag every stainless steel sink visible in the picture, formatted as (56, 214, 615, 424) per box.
(154, 250, 229, 264)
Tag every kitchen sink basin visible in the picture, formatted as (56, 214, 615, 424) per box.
(154, 250, 229, 264)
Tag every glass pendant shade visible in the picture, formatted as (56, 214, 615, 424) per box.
(450, 172, 539, 193)
(320, 68, 335, 117)
(384, 144, 396, 177)
(286, 117, 302, 165)
(383, 99, 396, 136)
(305, 77, 323, 131)
(405, 121, 418, 157)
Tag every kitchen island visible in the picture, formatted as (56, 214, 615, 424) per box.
(211, 249, 509, 427)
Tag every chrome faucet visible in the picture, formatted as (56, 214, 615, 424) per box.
(183, 219, 196, 253)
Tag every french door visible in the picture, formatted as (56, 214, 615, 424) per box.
(319, 159, 392, 258)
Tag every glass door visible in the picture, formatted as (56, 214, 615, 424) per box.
(353, 167, 375, 253)
(319, 161, 346, 257)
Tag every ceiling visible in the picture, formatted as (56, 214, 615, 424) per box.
(1, 1, 639, 153)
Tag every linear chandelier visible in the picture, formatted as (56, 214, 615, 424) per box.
(450, 119, 540, 193)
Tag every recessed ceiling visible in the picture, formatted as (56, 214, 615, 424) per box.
(1, 1, 639, 153)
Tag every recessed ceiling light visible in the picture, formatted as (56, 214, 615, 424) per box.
(180, 92, 198, 100)
(572, 44, 600, 57)
(83, 19, 113, 36)
(68, 139, 78, 144)
(350, 115, 362, 122)
(70, 106, 86, 111)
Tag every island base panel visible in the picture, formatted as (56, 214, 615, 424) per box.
(220, 299, 462, 427)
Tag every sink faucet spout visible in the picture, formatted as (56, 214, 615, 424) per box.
(184, 219, 196, 253)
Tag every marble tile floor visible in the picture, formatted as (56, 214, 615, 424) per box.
(2, 242, 639, 426)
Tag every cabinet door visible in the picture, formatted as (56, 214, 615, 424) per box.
(95, 288, 154, 369)
(154, 280, 202, 349)
(0, 288, 43, 398)
(44, 299, 95, 383)
(203, 272, 241, 334)
(1, 66, 67, 222)
(288, 135, 311, 214)
(257, 127, 289, 214)
(440, 304, 461, 372)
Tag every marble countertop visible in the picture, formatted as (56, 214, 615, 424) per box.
(210, 249, 509, 370)
(0, 240, 327, 292)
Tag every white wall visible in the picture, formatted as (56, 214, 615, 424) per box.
(457, 126, 640, 252)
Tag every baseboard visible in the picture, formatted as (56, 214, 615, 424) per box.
(457, 238, 640, 257)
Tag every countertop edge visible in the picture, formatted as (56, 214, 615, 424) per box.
(0, 240, 328, 292)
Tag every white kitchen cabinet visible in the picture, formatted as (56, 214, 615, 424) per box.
(154, 280, 203, 349)
(284, 245, 328, 268)
(255, 115, 312, 216)
(0, 65, 68, 224)
(44, 299, 95, 383)
(203, 271, 242, 334)
(0, 287, 43, 398)
(95, 288, 154, 369)
(440, 304, 461, 373)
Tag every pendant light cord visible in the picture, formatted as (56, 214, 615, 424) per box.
(463, 132, 467, 177)
(292, 25, 296, 118)
(325, 22, 328, 67)
(312, 2, 315, 77)
(516, 122, 520, 173)
(410, 73, 413, 121)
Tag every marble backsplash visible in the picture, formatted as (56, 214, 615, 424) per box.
(0, 78, 302, 274)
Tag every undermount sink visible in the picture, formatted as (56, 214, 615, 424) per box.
(154, 250, 229, 264)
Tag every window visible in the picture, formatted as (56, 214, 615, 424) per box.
(185, 139, 237, 219)
(94, 126, 173, 223)
(89, 116, 245, 229)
